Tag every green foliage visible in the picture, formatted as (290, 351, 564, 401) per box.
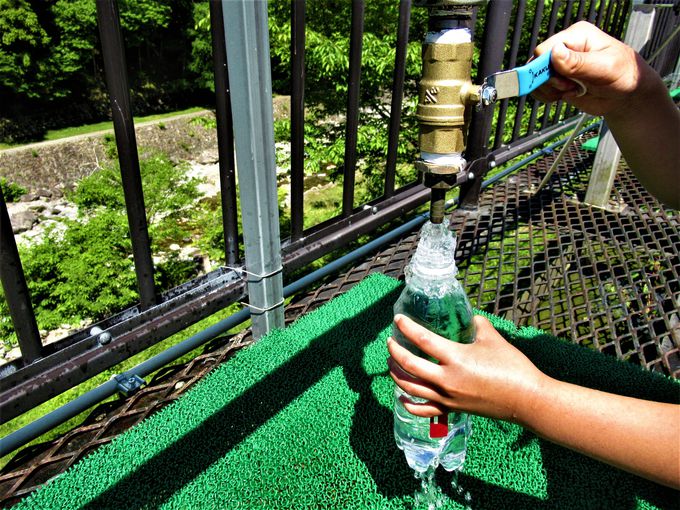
(0, 0, 52, 99)
(72, 153, 201, 223)
(0, 178, 26, 202)
(1, 0, 199, 143)
(0, 152, 204, 343)
(189, 2, 213, 92)
(34, 211, 139, 326)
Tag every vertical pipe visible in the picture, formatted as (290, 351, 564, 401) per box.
(603, 0, 615, 31)
(384, 0, 411, 199)
(341, 0, 365, 217)
(493, 0, 526, 149)
(511, 2, 543, 142)
(526, 1, 546, 136)
(221, 0, 284, 339)
(613, 1, 629, 38)
(0, 188, 42, 364)
(564, 0, 576, 26)
(96, 0, 157, 310)
(575, 0, 587, 20)
(587, 0, 598, 22)
(596, 0, 607, 27)
(458, 1, 512, 209)
(290, 0, 306, 241)
(209, 0, 239, 266)
(541, 0, 562, 130)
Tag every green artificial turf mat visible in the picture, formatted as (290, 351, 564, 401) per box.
(11, 273, 679, 509)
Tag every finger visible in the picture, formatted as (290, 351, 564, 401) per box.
(399, 397, 448, 418)
(548, 75, 580, 93)
(532, 85, 563, 104)
(550, 41, 612, 85)
(393, 315, 459, 363)
(388, 356, 447, 403)
(387, 339, 443, 382)
(471, 315, 509, 346)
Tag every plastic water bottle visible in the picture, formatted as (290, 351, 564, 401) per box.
(393, 219, 475, 473)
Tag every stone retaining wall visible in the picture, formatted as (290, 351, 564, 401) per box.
(0, 111, 218, 193)
(0, 95, 291, 194)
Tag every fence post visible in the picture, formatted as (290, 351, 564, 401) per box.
(96, 0, 157, 309)
(584, 1, 656, 208)
(221, 0, 285, 339)
(0, 188, 42, 365)
(209, 0, 239, 266)
(458, 1, 512, 209)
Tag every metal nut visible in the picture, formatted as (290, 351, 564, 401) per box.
(480, 86, 497, 106)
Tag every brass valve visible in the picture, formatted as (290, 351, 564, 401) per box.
(414, 0, 487, 224)
(417, 38, 479, 159)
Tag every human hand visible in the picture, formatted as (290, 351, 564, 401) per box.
(387, 314, 547, 425)
(532, 21, 655, 116)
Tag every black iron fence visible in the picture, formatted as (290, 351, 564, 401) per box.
(1, 0, 677, 439)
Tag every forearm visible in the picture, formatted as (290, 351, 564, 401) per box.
(518, 375, 680, 488)
(604, 60, 680, 209)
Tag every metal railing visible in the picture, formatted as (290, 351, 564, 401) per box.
(1, 0, 677, 439)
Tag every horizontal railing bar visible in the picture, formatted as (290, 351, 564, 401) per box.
(0, 194, 447, 458)
(490, 115, 586, 167)
(283, 185, 430, 272)
(0, 270, 245, 423)
(0, 182, 427, 423)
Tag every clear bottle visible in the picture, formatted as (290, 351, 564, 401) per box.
(393, 219, 475, 473)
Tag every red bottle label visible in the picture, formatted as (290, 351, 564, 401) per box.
(429, 414, 448, 438)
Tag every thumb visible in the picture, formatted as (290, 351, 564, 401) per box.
(550, 41, 603, 83)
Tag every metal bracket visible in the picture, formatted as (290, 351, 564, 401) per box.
(226, 265, 283, 283)
(113, 373, 146, 397)
(464, 155, 490, 181)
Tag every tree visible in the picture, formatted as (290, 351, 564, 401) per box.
(0, 0, 52, 99)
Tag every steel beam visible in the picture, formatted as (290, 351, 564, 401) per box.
(221, 0, 284, 338)
(209, 0, 239, 266)
(585, 1, 655, 208)
(0, 188, 42, 364)
(96, 0, 157, 309)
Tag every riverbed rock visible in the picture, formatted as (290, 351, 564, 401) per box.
(11, 209, 38, 233)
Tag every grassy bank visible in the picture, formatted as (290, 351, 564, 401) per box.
(0, 107, 206, 150)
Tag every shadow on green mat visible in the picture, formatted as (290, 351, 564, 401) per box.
(80, 285, 418, 509)
(61, 278, 678, 509)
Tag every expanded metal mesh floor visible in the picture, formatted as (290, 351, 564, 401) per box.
(2, 136, 678, 505)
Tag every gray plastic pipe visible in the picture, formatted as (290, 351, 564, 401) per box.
(0, 120, 600, 458)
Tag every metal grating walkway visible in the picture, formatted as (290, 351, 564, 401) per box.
(1, 135, 678, 505)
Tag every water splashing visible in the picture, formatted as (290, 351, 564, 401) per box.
(413, 466, 445, 510)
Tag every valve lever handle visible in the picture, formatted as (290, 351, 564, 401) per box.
(480, 49, 587, 106)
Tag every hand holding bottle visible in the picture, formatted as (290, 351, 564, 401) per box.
(387, 313, 680, 489)
(388, 314, 545, 425)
